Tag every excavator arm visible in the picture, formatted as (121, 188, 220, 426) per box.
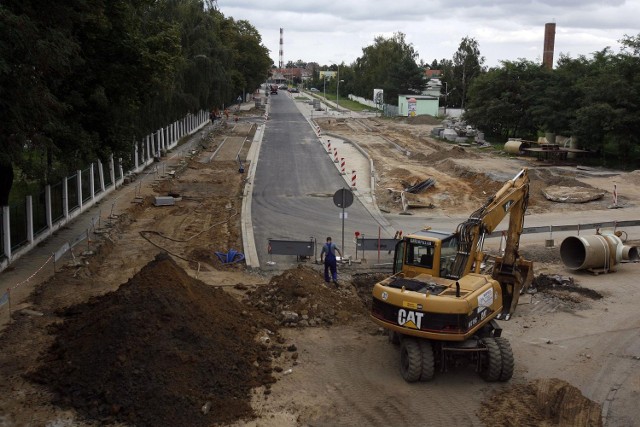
(448, 169, 532, 319)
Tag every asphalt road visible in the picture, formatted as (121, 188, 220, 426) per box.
(251, 94, 393, 268)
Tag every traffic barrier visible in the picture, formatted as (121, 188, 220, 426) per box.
(351, 170, 357, 190)
(340, 158, 346, 175)
(267, 238, 317, 263)
(327, 139, 331, 153)
(333, 148, 339, 163)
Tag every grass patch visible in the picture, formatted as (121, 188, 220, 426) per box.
(304, 91, 379, 113)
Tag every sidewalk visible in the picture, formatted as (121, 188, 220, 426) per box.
(0, 123, 216, 329)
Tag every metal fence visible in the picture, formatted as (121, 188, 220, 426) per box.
(9, 201, 28, 251)
(1, 109, 209, 271)
(103, 163, 113, 188)
(94, 164, 102, 196)
(51, 182, 64, 223)
(81, 167, 91, 203)
(33, 189, 48, 237)
(68, 174, 79, 213)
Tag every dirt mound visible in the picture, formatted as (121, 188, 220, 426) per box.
(478, 378, 602, 426)
(29, 253, 277, 427)
(542, 186, 605, 203)
(245, 265, 367, 327)
(428, 145, 479, 162)
(532, 273, 603, 301)
(404, 115, 442, 126)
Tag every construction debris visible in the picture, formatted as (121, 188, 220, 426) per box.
(542, 186, 605, 203)
(404, 178, 436, 194)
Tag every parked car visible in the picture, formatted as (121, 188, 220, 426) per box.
(310, 88, 319, 92)
(289, 87, 299, 93)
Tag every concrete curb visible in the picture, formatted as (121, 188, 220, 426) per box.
(241, 104, 269, 269)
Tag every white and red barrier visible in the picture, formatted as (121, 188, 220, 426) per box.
(340, 158, 346, 175)
(333, 148, 339, 163)
(351, 170, 357, 190)
(327, 139, 331, 153)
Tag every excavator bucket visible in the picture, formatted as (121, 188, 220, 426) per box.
(492, 256, 533, 320)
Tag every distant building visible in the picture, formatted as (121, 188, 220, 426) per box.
(424, 69, 442, 79)
(397, 95, 439, 117)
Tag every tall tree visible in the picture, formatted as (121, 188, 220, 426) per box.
(452, 37, 485, 109)
(353, 32, 424, 105)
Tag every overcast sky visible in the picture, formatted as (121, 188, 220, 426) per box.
(217, 0, 638, 68)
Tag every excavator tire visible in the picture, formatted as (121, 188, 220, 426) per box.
(494, 336, 514, 381)
(400, 338, 422, 382)
(418, 340, 435, 381)
(388, 330, 400, 345)
(480, 337, 502, 382)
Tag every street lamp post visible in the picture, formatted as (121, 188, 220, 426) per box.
(336, 65, 340, 111)
(442, 82, 455, 117)
(323, 74, 327, 112)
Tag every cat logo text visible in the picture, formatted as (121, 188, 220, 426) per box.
(397, 309, 424, 330)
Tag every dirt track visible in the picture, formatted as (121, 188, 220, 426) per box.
(1, 112, 639, 426)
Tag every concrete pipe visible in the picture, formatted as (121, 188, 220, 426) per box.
(560, 234, 639, 271)
(504, 140, 528, 155)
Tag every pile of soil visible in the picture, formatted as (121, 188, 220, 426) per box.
(478, 378, 603, 426)
(350, 272, 390, 308)
(29, 253, 277, 427)
(245, 265, 367, 327)
(427, 145, 479, 163)
(404, 115, 442, 126)
(531, 273, 603, 302)
(542, 186, 605, 203)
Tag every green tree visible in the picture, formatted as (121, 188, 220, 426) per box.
(353, 32, 424, 105)
(452, 37, 485, 109)
(464, 60, 542, 139)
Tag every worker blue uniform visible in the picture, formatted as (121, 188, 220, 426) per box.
(321, 242, 339, 283)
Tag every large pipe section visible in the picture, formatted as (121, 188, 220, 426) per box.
(560, 232, 638, 272)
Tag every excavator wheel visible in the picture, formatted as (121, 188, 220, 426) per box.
(418, 340, 435, 381)
(388, 330, 400, 346)
(480, 337, 502, 382)
(494, 336, 514, 381)
(400, 338, 422, 382)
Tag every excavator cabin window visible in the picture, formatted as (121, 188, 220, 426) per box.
(406, 240, 435, 269)
(439, 235, 459, 278)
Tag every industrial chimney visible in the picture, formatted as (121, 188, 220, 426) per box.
(543, 22, 556, 70)
(279, 28, 284, 69)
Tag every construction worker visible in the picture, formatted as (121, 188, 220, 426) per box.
(320, 237, 342, 286)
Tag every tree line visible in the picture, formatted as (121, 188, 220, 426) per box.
(0, 0, 271, 204)
(296, 32, 640, 168)
(465, 35, 640, 167)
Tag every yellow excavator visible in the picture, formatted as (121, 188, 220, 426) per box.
(371, 168, 533, 382)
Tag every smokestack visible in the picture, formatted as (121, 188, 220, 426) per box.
(543, 22, 556, 70)
(279, 28, 284, 69)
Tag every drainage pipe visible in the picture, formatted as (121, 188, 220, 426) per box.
(560, 233, 638, 271)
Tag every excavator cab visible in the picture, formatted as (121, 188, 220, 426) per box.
(392, 230, 459, 279)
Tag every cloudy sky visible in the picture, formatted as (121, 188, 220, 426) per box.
(217, 0, 638, 68)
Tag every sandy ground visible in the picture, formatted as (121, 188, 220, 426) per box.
(1, 112, 639, 426)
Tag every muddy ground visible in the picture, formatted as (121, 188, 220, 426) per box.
(1, 111, 638, 426)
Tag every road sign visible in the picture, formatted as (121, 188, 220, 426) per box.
(333, 188, 353, 209)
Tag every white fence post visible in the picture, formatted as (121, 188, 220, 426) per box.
(45, 185, 52, 229)
(77, 169, 83, 211)
(26, 195, 34, 243)
(98, 160, 105, 192)
(109, 155, 116, 189)
(2, 206, 10, 259)
(63, 177, 69, 219)
(89, 164, 95, 201)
